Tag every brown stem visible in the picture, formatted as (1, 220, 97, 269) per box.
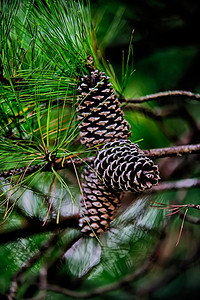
(136, 242, 200, 297)
(150, 178, 200, 193)
(46, 228, 166, 298)
(46, 251, 155, 298)
(1, 144, 200, 179)
(143, 144, 200, 159)
(8, 234, 59, 299)
(0, 157, 94, 178)
(0, 215, 79, 245)
(124, 90, 200, 104)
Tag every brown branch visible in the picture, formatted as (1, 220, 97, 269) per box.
(8, 234, 59, 300)
(46, 256, 153, 298)
(136, 241, 200, 297)
(143, 144, 200, 159)
(8, 232, 83, 300)
(150, 178, 200, 193)
(0, 157, 94, 178)
(0, 215, 79, 245)
(124, 90, 200, 104)
(1, 144, 199, 179)
(46, 229, 167, 298)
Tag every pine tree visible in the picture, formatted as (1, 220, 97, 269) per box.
(1, 1, 199, 299)
(0, 0, 160, 238)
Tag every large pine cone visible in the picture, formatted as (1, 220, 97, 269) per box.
(94, 139, 160, 192)
(77, 70, 131, 148)
(79, 165, 122, 237)
(77, 70, 160, 237)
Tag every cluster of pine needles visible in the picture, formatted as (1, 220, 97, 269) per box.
(0, 0, 134, 223)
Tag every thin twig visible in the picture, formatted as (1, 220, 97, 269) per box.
(8, 234, 59, 300)
(143, 144, 200, 158)
(46, 229, 167, 298)
(136, 242, 200, 297)
(176, 207, 188, 246)
(0, 215, 78, 245)
(46, 255, 153, 298)
(150, 178, 200, 193)
(124, 90, 200, 104)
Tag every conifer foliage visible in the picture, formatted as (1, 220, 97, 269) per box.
(0, 0, 160, 239)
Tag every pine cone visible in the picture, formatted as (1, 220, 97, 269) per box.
(77, 70, 160, 237)
(94, 139, 160, 192)
(79, 165, 122, 237)
(77, 70, 131, 148)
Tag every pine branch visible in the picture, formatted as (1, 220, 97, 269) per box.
(150, 178, 200, 193)
(1, 144, 199, 179)
(0, 215, 79, 245)
(1, 178, 198, 246)
(143, 144, 200, 158)
(45, 224, 200, 299)
(0, 156, 93, 178)
(8, 234, 59, 299)
(46, 252, 155, 298)
(8, 232, 82, 299)
(135, 242, 200, 297)
(45, 227, 166, 298)
(124, 90, 200, 104)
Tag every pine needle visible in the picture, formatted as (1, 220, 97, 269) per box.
(176, 207, 189, 247)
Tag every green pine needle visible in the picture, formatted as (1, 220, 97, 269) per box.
(0, 0, 134, 220)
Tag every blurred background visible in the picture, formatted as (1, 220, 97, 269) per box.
(0, 0, 200, 299)
(94, 0, 200, 94)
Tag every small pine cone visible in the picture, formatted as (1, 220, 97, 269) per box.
(94, 139, 160, 193)
(77, 70, 131, 148)
(79, 165, 122, 237)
